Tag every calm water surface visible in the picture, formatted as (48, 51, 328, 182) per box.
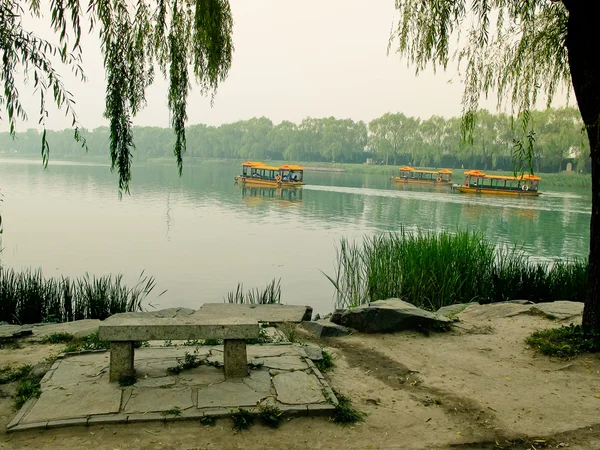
(0, 159, 591, 314)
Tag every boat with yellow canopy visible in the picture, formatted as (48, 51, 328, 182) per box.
(391, 166, 453, 185)
(452, 170, 541, 196)
(234, 161, 304, 188)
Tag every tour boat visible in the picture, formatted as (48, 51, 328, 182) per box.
(234, 161, 304, 188)
(452, 170, 541, 196)
(391, 166, 452, 185)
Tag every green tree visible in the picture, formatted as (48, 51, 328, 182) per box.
(368, 113, 419, 165)
(389, 1, 600, 333)
(1, 0, 233, 193)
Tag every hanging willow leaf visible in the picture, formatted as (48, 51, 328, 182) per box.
(1, 0, 233, 193)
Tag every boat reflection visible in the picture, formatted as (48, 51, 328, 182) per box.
(240, 185, 303, 207)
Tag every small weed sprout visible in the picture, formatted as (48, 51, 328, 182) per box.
(162, 407, 182, 417)
(200, 415, 216, 426)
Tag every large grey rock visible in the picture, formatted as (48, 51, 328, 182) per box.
(153, 307, 195, 318)
(331, 299, 451, 333)
(300, 320, 350, 338)
(273, 371, 325, 405)
(530, 301, 584, 321)
(437, 302, 479, 317)
(194, 303, 313, 323)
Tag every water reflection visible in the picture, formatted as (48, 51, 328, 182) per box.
(239, 185, 303, 207)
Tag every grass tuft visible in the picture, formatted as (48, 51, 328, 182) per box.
(0, 364, 32, 385)
(330, 391, 366, 425)
(325, 229, 587, 311)
(0, 268, 161, 325)
(258, 404, 283, 428)
(14, 378, 41, 409)
(231, 408, 255, 431)
(315, 350, 334, 373)
(162, 407, 182, 417)
(41, 332, 74, 344)
(225, 278, 281, 305)
(63, 331, 109, 353)
(526, 325, 600, 357)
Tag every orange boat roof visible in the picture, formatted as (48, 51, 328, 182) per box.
(438, 169, 453, 174)
(464, 170, 542, 181)
(279, 164, 304, 171)
(399, 166, 415, 171)
(464, 170, 487, 176)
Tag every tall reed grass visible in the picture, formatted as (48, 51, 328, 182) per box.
(324, 229, 587, 310)
(225, 278, 282, 305)
(0, 268, 158, 324)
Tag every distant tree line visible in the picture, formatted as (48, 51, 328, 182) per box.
(0, 107, 589, 173)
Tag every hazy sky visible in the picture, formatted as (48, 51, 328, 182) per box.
(7, 0, 569, 132)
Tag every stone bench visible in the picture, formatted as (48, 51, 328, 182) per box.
(98, 316, 259, 382)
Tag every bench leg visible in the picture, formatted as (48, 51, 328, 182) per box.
(109, 341, 135, 382)
(223, 339, 248, 379)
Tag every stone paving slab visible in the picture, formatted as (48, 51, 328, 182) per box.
(8, 344, 337, 432)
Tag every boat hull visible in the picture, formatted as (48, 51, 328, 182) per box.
(235, 176, 303, 188)
(391, 177, 451, 186)
(454, 186, 540, 196)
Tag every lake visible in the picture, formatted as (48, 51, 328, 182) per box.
(0, 159, 591, 314)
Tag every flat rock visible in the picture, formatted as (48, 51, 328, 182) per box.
(300, 320, 350, 338)
(46, 359, 109, 387)
(197, 380, 270, 409)
(437, 303, 479, 317)
(0, 325, 28, 339)
(530, 301, 584, 320)
(303, 346, 324, 361)
(458, 303, 533, 321)
(124, 387, 194, 413)
(22, 382, 121, 423)
(331, 299, 451, 333)
(193, 303, 313, 323)
(273, 371, 325, 405)
(29, 319, 101, 340)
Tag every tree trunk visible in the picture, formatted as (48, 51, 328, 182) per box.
(565, 3, 600, 334)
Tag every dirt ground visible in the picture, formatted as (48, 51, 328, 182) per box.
(1, 307, 600, 450)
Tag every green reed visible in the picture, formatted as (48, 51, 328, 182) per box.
(225, 278, 281, 305)
(0, 268, 157, 324)
(325, 229, 587, 310)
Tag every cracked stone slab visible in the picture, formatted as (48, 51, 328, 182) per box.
(21, 382, 121, 424)
(259, 355, 309, 371)
(273, 371, 326, 405)
(123, 387, 194, 413)
(46, 360, 109, 387)
(197, 380, 270, 409)
(242, 369, 272, 393)
(153, 308, 195, 318)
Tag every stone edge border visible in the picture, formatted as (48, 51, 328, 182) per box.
(7, 345, 338, 432)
